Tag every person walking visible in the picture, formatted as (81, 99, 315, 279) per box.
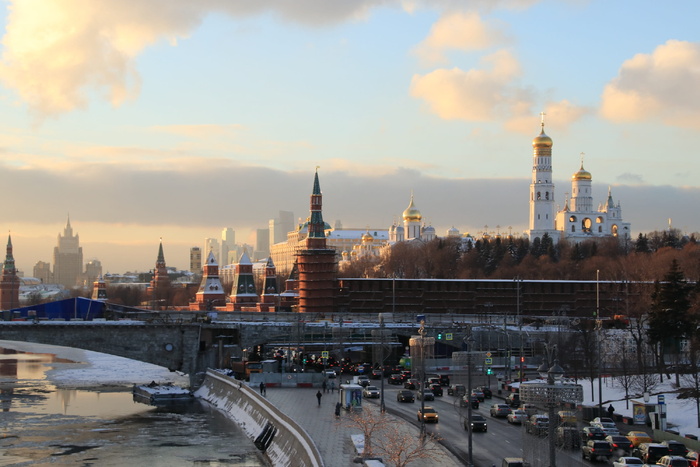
(330, 381, 335, 393)
(259, 382, 266, 396)
(335, 402, 341, 418)
(316, 390, 323, 406)
(322, 380, 327, 393)
(607, 404, 615, 419)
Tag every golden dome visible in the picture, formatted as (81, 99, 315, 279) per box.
(402, 195, 422, 222)
(532, 128, 553, 148)
(572, 164, 592, 181)
(362, 231, 373, 242)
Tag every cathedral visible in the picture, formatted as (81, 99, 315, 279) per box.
(528, 118, 631, 243)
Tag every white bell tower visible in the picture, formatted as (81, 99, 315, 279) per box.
(529, 113, 558, 241)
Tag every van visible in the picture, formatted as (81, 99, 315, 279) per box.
(502, 457, 524, 467)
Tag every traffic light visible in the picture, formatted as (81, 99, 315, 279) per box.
(486, 367, 493, 375)
(437, 332, 443, 340)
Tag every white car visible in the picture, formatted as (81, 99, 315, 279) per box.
(507, 409, 529, 424)
(612, 456, 643, 467)
(591, 422, 620, 436)
(363, 386, 380, 399)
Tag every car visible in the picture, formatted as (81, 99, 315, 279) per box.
(593, 416, 616, 428)
(388, 374, 403, 385)
(657, 455, 690, 467)
(438, 374, 451, 386)
(403, 378, 419, 389)
(558, 410, 577, 425)
(417, 389, 435, 401)
(490, 404, 511, 418)
(506, 393, 520, 407)
(526, 414, 549, 435)
(598, 425, 621, 437)
(556, 426, 582, 449)
(507, 409, 529, 424)
(687, 451, 699, 467)
(582, 425, 607, 441)
(612, 456, 644, 466)
(324, 369, 337, 379)
(472, 389, 485, 402)
(417, 406, 439, 423)
(465, 413, 487, 432)
(429, 383, 443, 397)
(501, 458, 525, 467)
(626, 431, 653, 447)
(371, 369, 383, 380)
(519, 403, 538, 416)
(356, 376, 370, 387)
(582, 440, 614, 462)
(363, 385, 380, 399)
(448, 384, 466, 396)
(427, 377, 441, 386)
(460, 395, 480, 409)
(479, 386, 493, 399)
(396, 390, 415, 403)
(632, 443, 670, 465)
(607, 435, 633, 454)
(662, 441, 689, 457)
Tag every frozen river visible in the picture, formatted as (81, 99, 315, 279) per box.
(0, 341, 267, 466)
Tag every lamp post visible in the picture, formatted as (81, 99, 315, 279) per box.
(409, 320, 434, 439)
(465, 332, 475, 467)
(519, 347, 583, 467)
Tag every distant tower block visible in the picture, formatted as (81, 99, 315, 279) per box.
(297, 169, 337, 314)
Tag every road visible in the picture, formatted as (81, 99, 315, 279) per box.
(367, 380, 601, 467)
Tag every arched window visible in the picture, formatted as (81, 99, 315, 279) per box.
(545, 192, 549, 200)
(596, 217, 604, 224)
(598, 226, 602, 233)
(582, 218, 592, 232)
(612, 225, 619, 237)
(571, 225, 575, 232)
(569, 215, 577, 223)
(537, 192, 541, 200)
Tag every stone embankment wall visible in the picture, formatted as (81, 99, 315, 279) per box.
(196, 370, 323, 467)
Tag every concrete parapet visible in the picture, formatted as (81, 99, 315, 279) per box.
(197, 370, 323, 467)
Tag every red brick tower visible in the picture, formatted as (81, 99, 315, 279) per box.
(191, 250, 226, 310)
(147, 238, 170, 309)
(257, 257, 279, 312)
(229, 250, 259, 311)
(297, 169, 337, 314)
(0, 234, 20, 310)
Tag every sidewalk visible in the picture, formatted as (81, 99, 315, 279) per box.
(262, 386, 462, 466)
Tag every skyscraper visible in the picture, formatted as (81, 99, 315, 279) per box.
(254, 228, 270, 261)
(204, 238, 220, 264)
(53, 217, 83, 288)
(189, 246, 202, 274)
(269, 210, 294, 246)
(221, 228, 235, 266)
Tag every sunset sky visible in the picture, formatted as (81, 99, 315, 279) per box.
(0, 0, 699, 275)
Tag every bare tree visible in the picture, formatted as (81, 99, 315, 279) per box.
(373, 422, 446, 467)
(337, 405, 385, 457)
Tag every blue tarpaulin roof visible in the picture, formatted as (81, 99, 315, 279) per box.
(9, 297, 105, 321)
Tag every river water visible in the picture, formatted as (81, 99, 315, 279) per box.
(0, 341, 267, 466)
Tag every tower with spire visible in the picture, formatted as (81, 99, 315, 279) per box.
(0, 234, 20, 310)
(402, 193, 422, 240)
(147, 238, 170, 309)
(191, 250, 226, 310)
(296, 169, 337, 314)
(228, 249, 259, 311)
(257, 257, 279, 312)
(528, 114, 559, 241)
(53, 216, 84, 288)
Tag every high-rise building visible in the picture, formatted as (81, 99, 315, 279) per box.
(189, 246, 202, 274)
(254, 228, 270, 261)
(33, 261, 53, 284)
(221, 228, 235, 266)
(269, 210, 294, 246)
(0, 234, 20, 310)
(84, 259, 102, 286)
(53, 217, 83, 288)
(204, 238, 220, 264)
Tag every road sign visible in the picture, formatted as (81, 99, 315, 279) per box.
(445, 333, 453, 341)
(486, 352, 492, 358)
(658, 395, 665, 405)
(485, 358, 493, 365)
(321, 351, 329, 359)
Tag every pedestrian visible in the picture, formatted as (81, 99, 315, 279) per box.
(316, 390, 323, 406)
(335, 402, 341, 418)
(322, 380, 327, 393)
(330, 381, 335, 393)
(607, 404, 615, 418)
(259, 381, 265, 395)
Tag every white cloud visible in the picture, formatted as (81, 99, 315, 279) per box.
(412, 11, 508, 66)
(600, 40, 700, 129)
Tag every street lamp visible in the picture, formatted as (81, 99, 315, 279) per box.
(519, 348, 583, 467)
(465, 332, 475, 467)
(409, 320, 434, 438)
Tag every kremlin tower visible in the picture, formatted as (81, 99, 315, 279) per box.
(228, 250, 259, 311)
(192, 250, 226, 310)
(257, 257, 279, 312)
(147, 239, 170, 309)
(528, 115, 558, 241)
(0, 234, 20, 310)
(296, 169, 337, 314)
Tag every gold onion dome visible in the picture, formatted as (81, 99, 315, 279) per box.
(362, 231, 373, 242)
(532, 128, 553, 148)
(402, 196, 422, 222)
(572, 164, 592, 181)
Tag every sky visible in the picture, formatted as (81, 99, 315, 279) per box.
(0, 0, 699, 275)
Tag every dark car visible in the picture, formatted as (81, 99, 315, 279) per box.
(371, 369, 383, 380)
(632, 443, 670, 465)
(447, 384, 466, 396)
(663, 441, 689, 458)
(396, 390, 415, 403)
(438, 374, 450, 386)
(506, 393, 520, 408)
(479, 386, 493, 399)
(417, 389, 435, 401)
(464, 413, 487, 432)
(582, 440, 613, 462)
(582, 426, 607, 441)
(389, 374, 403, 385)
(460, 395, 480, 409)
(556, 426, 582, 449)
(429, 383, 443, 397)
(607, 434, 633, 454)
(490, 404, 511, 418)
(403, 378, 419, 390)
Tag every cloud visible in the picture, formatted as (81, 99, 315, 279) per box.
(150, 124, 245, 139)
(600, 40, 700, 129)
(410, 49, 527, 121)
(412, 11, 508, 66)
